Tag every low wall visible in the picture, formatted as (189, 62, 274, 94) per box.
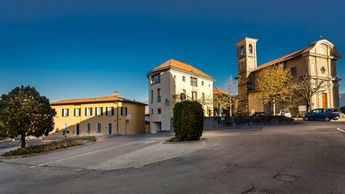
(204, 116, 294, 129)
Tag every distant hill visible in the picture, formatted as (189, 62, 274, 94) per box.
(340, 93, 345, 108)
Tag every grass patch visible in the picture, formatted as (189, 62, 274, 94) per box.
(2, 136, 97, 157)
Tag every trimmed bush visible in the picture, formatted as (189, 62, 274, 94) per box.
(2, 136, 97, 157)
(174, 101, 204, 141)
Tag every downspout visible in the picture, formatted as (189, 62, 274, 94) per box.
(116, 101, 119, 135)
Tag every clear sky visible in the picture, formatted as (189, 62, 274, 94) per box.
(1, 0, 344, 102)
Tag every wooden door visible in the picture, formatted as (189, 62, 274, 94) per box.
(322, 93, 328, 108)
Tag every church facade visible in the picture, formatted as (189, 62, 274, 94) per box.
(236, 37, 341, 116)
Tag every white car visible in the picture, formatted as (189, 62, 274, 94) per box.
(278, 110, 292, 118)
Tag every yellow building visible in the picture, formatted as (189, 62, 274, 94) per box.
(50, 91, 146, 136)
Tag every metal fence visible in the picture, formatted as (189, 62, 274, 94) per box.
(204, 116, 294, 129)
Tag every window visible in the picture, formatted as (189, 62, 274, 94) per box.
(182, 76, 186, 82)
(106, 107, 114, 116)
(192, 91, 198, 101)
(151, 109, 154, 115)
(291, 67, 297, 76)
(121, 107, 127, 116)
(157, 108, 161, 114)
(190, 77, 198, 87)
(240, 46, 245, 56)
(202, 93, 205, 102)
(201, 81, 204, 86)
(96, 123, 101, 133)
(151, 73, 161, 85)
(86, 123, 91, 134)
(74, 108, 80, 117)
(151, 90, 154, 103)
(249, 44, 253, 54)
(157, 88, 161, 102)
(96, 107, 103, 116)
(62, 108, 69, 117)
(85, 107, 92, 116)
(180, 89, 187, 100)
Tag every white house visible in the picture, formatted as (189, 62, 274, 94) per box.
(147, 59, 214, 133)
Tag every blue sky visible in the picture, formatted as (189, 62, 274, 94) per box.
(0, 0, 344, 102)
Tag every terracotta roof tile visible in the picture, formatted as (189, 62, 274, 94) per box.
(148, 59, 213, 80)
(51, 95, 146, 106)
(254, 42, 316, 71)
(213, 87, 228, 95)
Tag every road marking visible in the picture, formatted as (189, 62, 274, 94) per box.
(337, 128, 345, 134)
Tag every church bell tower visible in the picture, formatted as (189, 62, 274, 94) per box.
(235, 37, 258, 115)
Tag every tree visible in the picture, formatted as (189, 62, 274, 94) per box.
(0, 86, 56, 148)
(214, 76, 237, 116)
(257, 65, 292, 115)
(292, 74, 327, 111)
(174, 101, 204, 141)
(224, 76, 237, 116)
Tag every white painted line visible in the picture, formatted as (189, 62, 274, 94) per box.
(337, 128, 345, 134)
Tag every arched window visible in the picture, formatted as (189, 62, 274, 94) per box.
(240, 46, 245, 56)
(249, 44, 253, 54)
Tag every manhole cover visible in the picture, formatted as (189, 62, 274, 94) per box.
(273, 173, 297, 182)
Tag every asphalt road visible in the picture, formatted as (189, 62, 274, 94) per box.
(1, 121, 345, 194)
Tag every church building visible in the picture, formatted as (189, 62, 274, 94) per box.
(236, 37, 341, 116)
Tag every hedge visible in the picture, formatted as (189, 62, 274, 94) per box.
(173, 101, 204, 141)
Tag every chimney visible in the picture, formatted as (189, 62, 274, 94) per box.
(113, 91, 119, 97)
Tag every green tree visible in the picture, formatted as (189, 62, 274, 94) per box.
(0, 86, 56, 148)
(174, 101, 204, 141)
(257, 65, 292, 115)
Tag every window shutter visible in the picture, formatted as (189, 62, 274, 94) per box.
(66, 109, 69, 117)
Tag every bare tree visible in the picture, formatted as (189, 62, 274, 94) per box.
(224, 76, 237, 116)
(213, 76, 237, 116)
(292, 74, 327, 111)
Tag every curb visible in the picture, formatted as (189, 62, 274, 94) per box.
(337, 128, 345, 134)
(0, 141, 97, 160)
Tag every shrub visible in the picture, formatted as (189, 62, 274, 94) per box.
(174, 101, 204, 141)
(2, 136, 97, 157)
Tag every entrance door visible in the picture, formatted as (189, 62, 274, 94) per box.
(76, 124, 80, 135)
(108, 123, 112, 135)
(322, 93, 328, 108)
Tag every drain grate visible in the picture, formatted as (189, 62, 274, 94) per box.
(273, 173, 297, 182)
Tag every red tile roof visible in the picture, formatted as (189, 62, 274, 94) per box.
(51, 95, 146, 106)
(147, 59, 213, 80)
(213, 87, 228, 95)
(254, 42, 316, 71)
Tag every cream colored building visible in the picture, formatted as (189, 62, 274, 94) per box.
(147, 59, 214, 133)
(236, 37, 341, 115)
(50, 91, 146, 137)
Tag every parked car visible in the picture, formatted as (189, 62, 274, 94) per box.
(304, 108, 340, 121)
(278, 110, 292, 118)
